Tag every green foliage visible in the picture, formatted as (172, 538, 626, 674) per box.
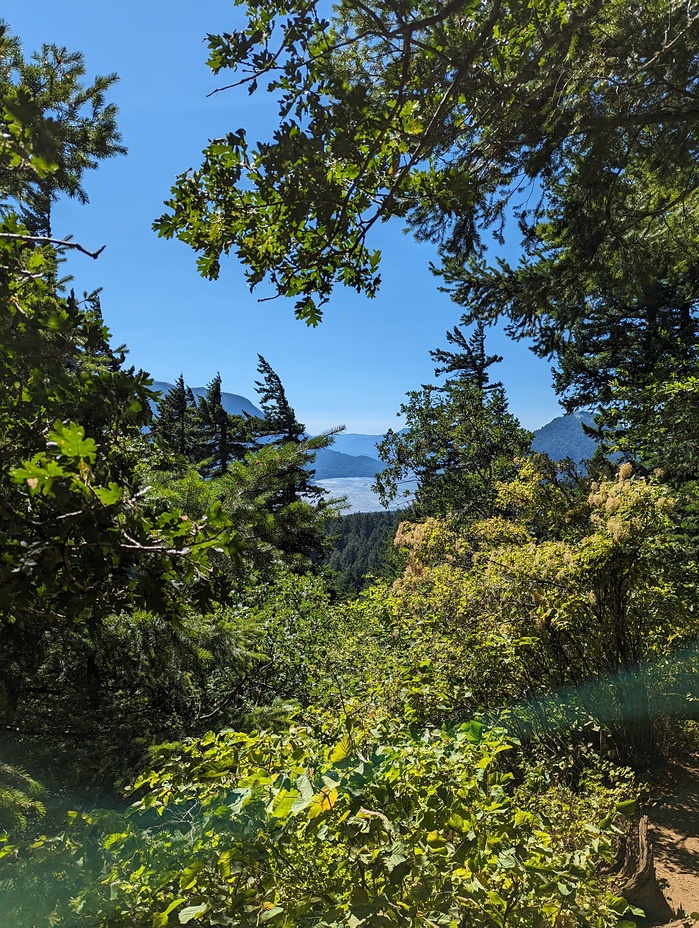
(0, 298, 240, 623)
(196, 372, 252, 477)
(155, 0, 699, 326)
(151, 362, 342, 571)
(430, 321, 503, 390)
(0, 27, 243, 634)
(324, 510, 405, 595)
(0, 606, 270, 794)
(378, 463, 699, 763)
(0, 763, 46, 833)
(235, 571, 342, 711)
(154, 374, 205, 463)
(604, 371, 699, 485)
(253, 354, 304, 444)
(11, 709, 636, 927)
(375, 378, 531, 519)
(0, 21, 125, 233)
(0, 24, 249, 805)
(5, 15, 699, 925)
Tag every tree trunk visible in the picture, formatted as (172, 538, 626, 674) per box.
(621, 815, 675, 924)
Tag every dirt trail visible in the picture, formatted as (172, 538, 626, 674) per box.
(648, 763, 699, 922)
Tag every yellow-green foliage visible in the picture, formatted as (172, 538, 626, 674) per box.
(367, 464, 699, 754)
(31, 708, 637, 928)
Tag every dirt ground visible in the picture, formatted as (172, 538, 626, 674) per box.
(647, 764, 699, 922)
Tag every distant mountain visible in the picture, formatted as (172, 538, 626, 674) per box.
(151, 381, 263, 419)
(331, 430, 408, 458)
(531, 411, 597, 463)
(152, 380, 597, 482)
(317, 413, 599, 511)
(313, 449, 383, 479)
(331, 433, 382, 458)
(324, 413, 598, 480)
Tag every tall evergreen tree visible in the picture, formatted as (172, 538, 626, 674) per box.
(253, 354, 304, 443)
(155, 374, 201, 460)
(197, 373, 250, 477)
(0, 27, 125, 236)
(251, 355, 326, 506)
(376, 326, 531, 519)
(0, 23, 243, 742)
(430, 321, 503, 392)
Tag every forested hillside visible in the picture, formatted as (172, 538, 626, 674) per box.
(3, 3, 699, 925)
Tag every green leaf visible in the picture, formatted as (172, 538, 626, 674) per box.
(296, 773, 313, 801)
(93, 482, 123, 505)
(153, 898, 186, 928)
(462, 720, 483, 743)
(271, 791, 297, 819)
(179, 904, 208, 924)
(179, 861, 204, 891)
(48, 421, 97, 462)
(330, 734, 352, 763)
(615, 799, 636, 818)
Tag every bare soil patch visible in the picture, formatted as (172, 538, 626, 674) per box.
(647, 763, 699, 922)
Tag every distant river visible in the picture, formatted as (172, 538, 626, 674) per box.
(313, 477, 417, 514)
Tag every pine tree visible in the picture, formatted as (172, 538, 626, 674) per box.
(253, 354, 304, 443)
(197, 373, 250, 477)
(430, 321, 503, 393)
(155, 374, 201, 460)
(0, 30, 125, 236)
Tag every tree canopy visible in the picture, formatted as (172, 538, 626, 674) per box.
(154, 0, 699, 326)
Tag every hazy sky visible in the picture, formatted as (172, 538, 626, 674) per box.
(3, 1, 564, 433)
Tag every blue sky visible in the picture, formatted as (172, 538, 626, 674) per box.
(3, 1, 563, 434)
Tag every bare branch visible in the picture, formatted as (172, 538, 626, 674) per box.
(0, 232, 106, 259)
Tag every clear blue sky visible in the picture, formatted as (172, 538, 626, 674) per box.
(3, 1, 563, 434)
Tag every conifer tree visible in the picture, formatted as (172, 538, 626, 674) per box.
(376, 326, 531, 519)
(155, 374, 201, 460)
(251, 355, 323, 506)
(0, 26, 125, 236)
(253, 354, 304, 443)
(430, 321, 503, 393)
(197, 373, 251, 477)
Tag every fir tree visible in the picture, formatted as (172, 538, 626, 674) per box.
(197, 373, 250, 477)
(0, 30, 125, 236)
(253, 354, 304, 443)
(252, 355, 323, 506)
(430, 321, 503, 393)
(376, 327, 531, 520)
(155, 374, 201, 460)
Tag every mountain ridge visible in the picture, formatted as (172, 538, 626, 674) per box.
(151, 381, 263, 419)
(152, 381, 598, 486)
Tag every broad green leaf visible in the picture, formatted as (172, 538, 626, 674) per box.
(48, 422, 97, 463)
(179, 903, 208, 924)
(93, 482, 123, 505)
(271, 790, 297, 819)
(329, 734, 352, 763)
(615, 799, 636, 818)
